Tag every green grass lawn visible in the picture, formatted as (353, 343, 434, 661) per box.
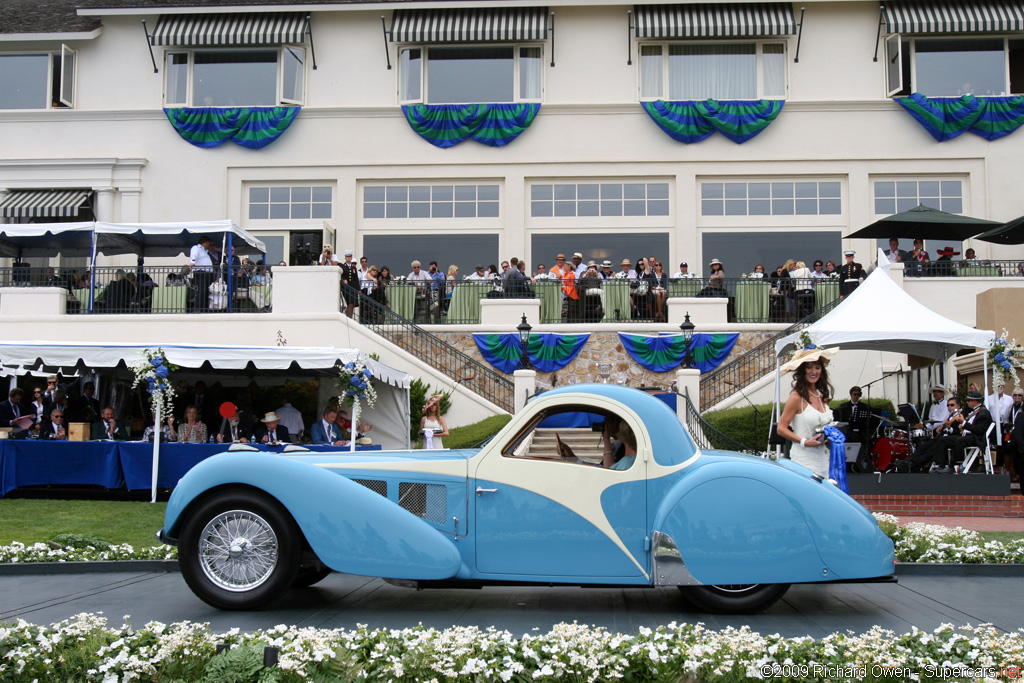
(0, 500, 168, 549)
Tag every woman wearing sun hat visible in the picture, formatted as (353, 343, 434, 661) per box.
(777, 345, 839, 478)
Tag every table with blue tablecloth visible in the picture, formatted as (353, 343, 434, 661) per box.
(0, 440, 383, 497)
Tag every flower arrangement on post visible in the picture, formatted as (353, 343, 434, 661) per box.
(792, 330, 816, 353)
(130, 348, 178, 421)
(338, 358, 376, 451)
(989, 328, 1023, 389)
(130, 349, 178, 502)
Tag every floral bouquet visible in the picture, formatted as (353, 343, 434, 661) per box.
(130, 348, 178, 418)
(338, 359, 377, 408)
(989, 328, 1024, 388)
(391, 275, 407, 283)
(613, 271, 629, 280)
(827, 271, 840, 279)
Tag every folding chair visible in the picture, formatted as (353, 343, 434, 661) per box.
(961, 423, 995, 474)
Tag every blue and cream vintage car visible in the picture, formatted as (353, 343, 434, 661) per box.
(159, 384, 895, 613)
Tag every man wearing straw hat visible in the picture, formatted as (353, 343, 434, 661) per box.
(254, 411, 291, 444)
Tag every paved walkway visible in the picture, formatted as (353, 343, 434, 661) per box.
(899, 516, 1024, 531)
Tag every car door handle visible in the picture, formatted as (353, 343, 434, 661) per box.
(475, 486, 498, 496)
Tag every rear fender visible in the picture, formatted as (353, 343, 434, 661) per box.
(164, 453, 463, 580)
(653, 461, 893, 585)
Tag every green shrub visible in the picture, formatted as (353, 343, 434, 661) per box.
(408, 378, 452, 440)
(703, 398, 897, 452)
(444, 415, 512, 449)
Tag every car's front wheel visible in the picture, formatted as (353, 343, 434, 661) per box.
(681, 583, 790, 614)
(179, 490, 302, 610)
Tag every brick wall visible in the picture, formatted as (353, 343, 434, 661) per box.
(853, 494, 1024, 517)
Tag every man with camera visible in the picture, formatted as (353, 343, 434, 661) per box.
(318, 245, 339, 266)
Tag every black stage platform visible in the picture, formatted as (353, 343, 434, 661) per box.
(846, 473, 1011, 496)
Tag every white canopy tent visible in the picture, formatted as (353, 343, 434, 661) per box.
(0, 341, 412, 450)
(771, 257, 996, 461)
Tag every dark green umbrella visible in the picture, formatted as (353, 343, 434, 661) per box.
(844, 204, 999, 241)
(973, 214, 1024, 245)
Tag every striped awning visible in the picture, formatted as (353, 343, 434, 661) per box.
(391, 7, 550, 43)
(0, 190, 92, 219)
(883, 0, 1024, 33)
(151, 12, 307, 47)
(634, 3, 797, 38)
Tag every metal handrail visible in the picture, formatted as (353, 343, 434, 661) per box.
(699, 297, 842, 409)
(351, 288, 515, 414)
(681, 387, 757, 454)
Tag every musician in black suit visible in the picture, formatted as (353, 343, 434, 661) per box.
(1010, 389, 1024, 487)
(935, 391, 992, 473)
(838, 250, 866, 298)
(836, 386, 870, 444)
(902, 396, 961, 472)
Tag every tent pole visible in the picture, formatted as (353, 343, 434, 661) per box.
(350, 400, 358, 452)
(151, 400, 161, 503)
(225, 234, 233, 313)
(88, 229, 97, 313)
(770, 355, 782, 456)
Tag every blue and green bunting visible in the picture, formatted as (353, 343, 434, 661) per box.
(164, 107, 301, 149)
(402, 103, 541, 148)
(642, 99, 784, 144)
(896, 94, 1024, 142)
(618, 333, 738, 373)
(473, 333, 589, 373)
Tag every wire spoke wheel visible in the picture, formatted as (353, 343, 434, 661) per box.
(682, 583, 790, 614)
(198, 510, 280, 592)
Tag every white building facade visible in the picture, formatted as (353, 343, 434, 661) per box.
(2, 0, 1023, 275)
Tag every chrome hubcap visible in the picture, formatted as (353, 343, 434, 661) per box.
(198, 510, 279, 592)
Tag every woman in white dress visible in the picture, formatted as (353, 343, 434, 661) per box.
(419, 394, 450, 449)
(777, 347, 838, 478)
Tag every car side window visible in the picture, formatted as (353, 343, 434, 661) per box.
(502, 406, 630, 468)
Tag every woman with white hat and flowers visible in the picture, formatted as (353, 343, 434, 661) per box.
(777, 343, 839, 478)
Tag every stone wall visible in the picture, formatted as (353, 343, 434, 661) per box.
(435, 330, 776, 391)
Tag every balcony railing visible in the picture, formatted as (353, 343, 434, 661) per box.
(0, 265, 273, 314)
(354, 276, 848, 324)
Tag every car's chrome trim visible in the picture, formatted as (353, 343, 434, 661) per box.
(651, 531, 701, 586)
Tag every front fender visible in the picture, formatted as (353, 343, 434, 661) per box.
(164, 453, 463, 580)
(653, 459, 894, 585)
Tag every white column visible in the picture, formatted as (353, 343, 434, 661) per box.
(513, 369, 536, 413)
(118, 187, 142, 222)
(93, 187, 115, 222)
(675, 368, 701, 419)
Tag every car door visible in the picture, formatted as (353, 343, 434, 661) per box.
(472, 401, 649, 582)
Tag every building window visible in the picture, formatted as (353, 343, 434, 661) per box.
(363, 184, 500, 219)
(701, 230, 842, 274)
(887, 36, 1024, 97)
(700, 181, 841, 216)
(164, 47, 304, 106)
(531, 182, 670, 218)
(0, 47, 76, 110)
(873, 180, 963, 215)
(248, 186, 332, 220)
(640, 42, 785, 100)
(399, 45, 542, 104)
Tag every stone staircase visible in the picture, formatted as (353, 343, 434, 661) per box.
(526, 427, 606, 463)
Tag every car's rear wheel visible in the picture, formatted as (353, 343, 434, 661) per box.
(179, 490, 302, 610)
(681, 583, 790, 614)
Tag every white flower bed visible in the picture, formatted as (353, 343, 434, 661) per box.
(0, 514, 1022, 565)
(0, 614, 1022, 683)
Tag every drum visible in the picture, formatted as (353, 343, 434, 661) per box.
(871, 435, 911, 470)
(910, 428, 929, 440)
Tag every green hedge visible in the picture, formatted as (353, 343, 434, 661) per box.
(703, 398, 897, 452)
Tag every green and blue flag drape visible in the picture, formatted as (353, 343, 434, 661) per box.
(164, 107, 300, 149)
(618, 332, 738, 373)
(642, 99, 784, 144)
(403, 103, 541, 148)
(473, 333, 589, 373)
(896, 94, 1024, 142)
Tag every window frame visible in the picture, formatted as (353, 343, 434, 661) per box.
(361, 182, 501, 221)
(397, 42, 545, 105)
(0, 47, 76, 111)
(162, 45, 306, 107)
(889, 34, 1020, 98)
(637, 39, 789, 101)
(870, 176, 966, 216)
(247, 183, 334, 222)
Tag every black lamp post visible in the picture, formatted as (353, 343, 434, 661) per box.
(680, 312, 695, 369)
(517, 314, 533, 369)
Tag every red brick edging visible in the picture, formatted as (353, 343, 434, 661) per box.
(853, 494, 1024, 517)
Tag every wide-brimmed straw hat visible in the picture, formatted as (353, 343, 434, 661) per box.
(930, 385, 947, 393)
(709, 258, 723, 266)
(780, 347, 839, 374)
(620, 258, 632, 266)
(260, 412, 281, 423)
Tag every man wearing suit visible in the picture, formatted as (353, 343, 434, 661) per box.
(935, 390, 992, 473)
(0, 388, 28, 428)
(216, 414, 249, 444)
(883, 237, 909, 264)
(310, 408, 346, 446)
(91, 406, 130, 441)
(253, 411, 291, 444)
(838, 250, 866, 298)
(73, 382, 101, 423)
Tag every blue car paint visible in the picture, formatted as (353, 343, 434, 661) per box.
(164, 452, 464, 580)
(164, 385, 894, 591)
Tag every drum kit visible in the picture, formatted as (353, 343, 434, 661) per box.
(867, 419, 934, 471)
